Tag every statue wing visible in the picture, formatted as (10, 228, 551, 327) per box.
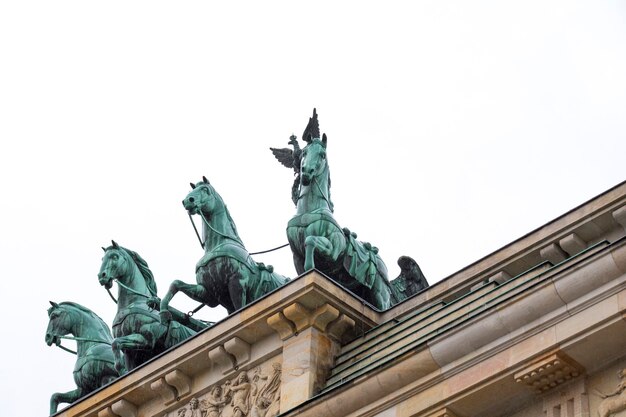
(396, 256, 428, 290)
(302, 108, 320, 142)
(270, 147, 295, 169)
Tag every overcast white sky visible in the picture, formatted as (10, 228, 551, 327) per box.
(1, 1, 625, 416)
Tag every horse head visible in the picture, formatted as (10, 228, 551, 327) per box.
(98, 242, 158, 303)
(45, 301, 113, 346)
(183, 176, 223, 217)
(300, 134, 327, 186)
(98, 240, 131, 290)
(45, 301, 68, 346)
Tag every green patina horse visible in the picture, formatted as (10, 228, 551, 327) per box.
(98, 242, 201, 374)
(45, 301, 118, 415)
(160, 177, 289, 316)
(271, 109, 428, 309)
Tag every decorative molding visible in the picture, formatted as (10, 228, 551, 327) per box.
(151, 377, 177, 404)
(209, 346, 237, 375)
(223, 337, 251, 369)
(267, 312, 297, 340)
(613, 206, 626, 230)
(267, 302, 354, 341)
(97, 407, 117, 417)
(540, 243, 568, 265)
(515, 352, 584, 394)
(560, 233, 587, 257)
(97, 400, 137, 417)
(110, 399, 137, 417)
(488, 271, 511, 285)
(327, 313, 356, 341)
(283, 302, 310, 333)
(311, 304, 340, 331)
(165, 369, 192, 398)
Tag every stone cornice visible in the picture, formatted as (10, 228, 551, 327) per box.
(282, 239, 626, 417)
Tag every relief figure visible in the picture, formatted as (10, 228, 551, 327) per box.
(230, 372, 252, 417)
(597, 369, 626, 417)
(250, 363, 281, 417)
(205, 385, 228, 417)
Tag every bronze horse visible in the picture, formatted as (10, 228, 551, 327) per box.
(271, 109, 428, 309)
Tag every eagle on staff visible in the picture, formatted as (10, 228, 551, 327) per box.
(270, 108, 321, 205)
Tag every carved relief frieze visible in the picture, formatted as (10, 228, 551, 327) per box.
(172, 360, 282, 417)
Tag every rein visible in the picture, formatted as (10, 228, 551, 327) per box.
(189, 208, 288, 255)
(189, 213, 205, 249)
(314, 176, 332, 209)
(106, 287, 118, 304)
(198, 210, 244, 246)
(250, 243, 290, 255)
(114, 279, 152, 299)
(56, 335, 112, 345)
(57, 344, 78, 355)
(52, 335, 112, 355)
(298, 163, 332, 210)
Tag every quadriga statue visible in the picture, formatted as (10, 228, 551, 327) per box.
(271, 109, 428, 310)
(160, 177, 289, 316)
(45, 301, 119, 415)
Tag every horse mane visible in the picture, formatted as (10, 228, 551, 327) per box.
(327, 166, 334, 212)
(58, 301, 113, 338)
(222, 202, 241, 239)
(120, 247, 158, 297)
(208, 184, 242, 240)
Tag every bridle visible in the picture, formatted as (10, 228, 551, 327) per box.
(298, 158, 332, 209)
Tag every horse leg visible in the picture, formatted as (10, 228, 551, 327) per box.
(287, 232, 306, 274)
(227, 272, 244, 313)
(50, 388, 82, 415)
(304, 235, 334, 271)
(160, 279, 212, 324)
(112, 333, 155, 374)
(292, 251, 306, 275)
(303, 224, 347, 271)
(111, 338, 128, 375)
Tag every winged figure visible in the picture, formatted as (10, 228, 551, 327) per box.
(270, 134, 301, 173)
(270, 108, 323, 204)
(270, 134, 303, 205)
